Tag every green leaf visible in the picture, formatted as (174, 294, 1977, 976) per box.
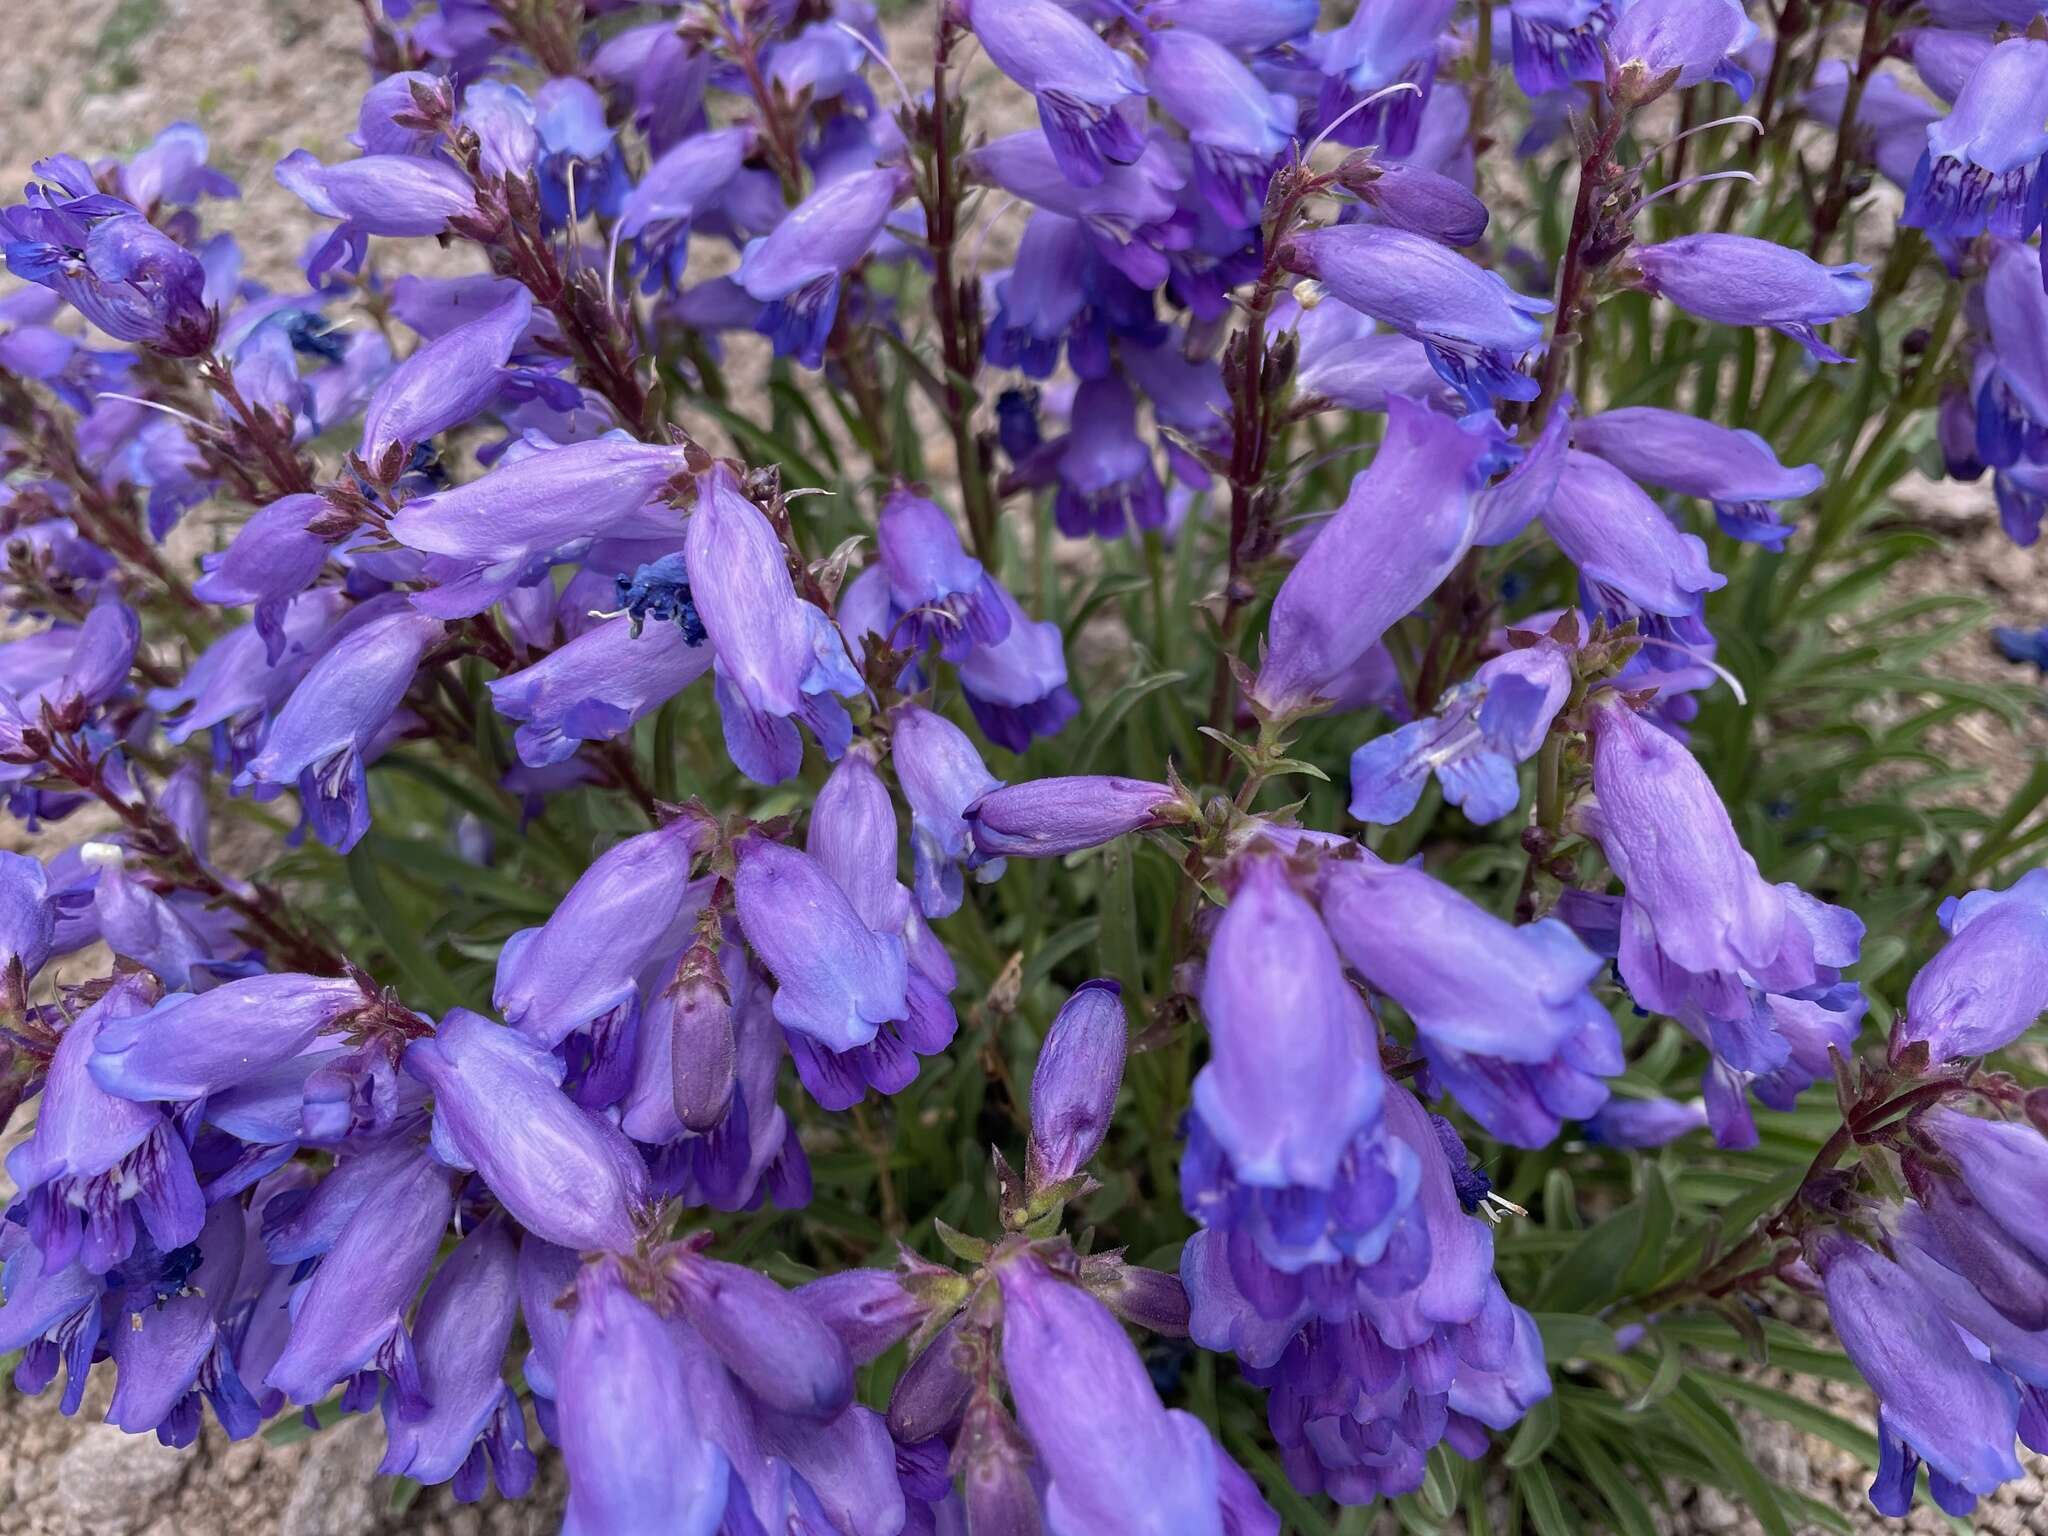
(1513, 1459, 1576, 1536)
(1617, 1164, 1676, 1296)
(1504, 1392, 1561, 1467)
(1076, 670, 1190, 774)
(1536, 1204, 1644, 1312)
(1560, 1429, 1659, 1536)
(1664, 1378, 1795, 1536)
(345, 843, 469, 1015)
(1702, 1371, 1880, 1465)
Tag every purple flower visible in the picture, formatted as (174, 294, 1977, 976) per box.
(958, 585, 1080, 752)
(1145, 28, 1294, 224)
(1350, 639, 1572, 826)
(1905, 1111, 2048, 1334)
(265, 1147, 454, 1409)
(1572, 406, 1825, 551)
(1027, 979, 1128, 1190)
(233, 606, 444, 853)
(406, 1009, 649, 1252)
(189, 493, 338, 657)
(89, 971, 365, 1102)
(487, 613, 713, 767)
(737, 166, 913, 367)
(1055, 374, 1168, 538)
(1280, 225, 1550, 407)
(1586, 694, 1841, 1022)
(1196, 856, 1381, 1188)
(1144, 0, 1319, 52)
(1308, 0, 1454, 155)
(1507, 0, 1610, 96)
(0, 850, 54, 990)
(1583, 1095, 1710, 1146)
(387, 438, 691, 618)
(1277, 297, 1457, 414)
(5, 976, 202, 1276)
(664, 1248, 854, 1419)
(964, 131, 1192, 291)
(796, 1269, 926, 1366)
(687, 465, 863, 784)
(733, 836, 907, 1055)
(1903, 38, 2048, 243)
(274, 149, 478, 281)
(619, 127, 754, 294)
(876, 490, 1010, 660)
(104, 1198, 261, 1446)
(1606, 0, 1757, 102)
(1895, 869, 2048, 1063)
(965, 775, 1190, 858)
(1348, 161, 1493, 248)
(997, 1250, 1232, 1536)
(1320, 854, 1621, 1145)
(1802, 61, 1945, 192)
(961, 0, 1148, 188)
(359, 289, 532, 467)
(1631, 234, 1872, 364)
(1975, 239, 2048, 472)
(1, 159, 215, 355)
(378, 1214, 537, 1499)
(891, 705, 1004, 918)
(1251, 398, 1492, 716)
(459, 80, 539, 182)
(557, 1259, 730, 1536)
(1543, 449, 1725, 642)
(1815, 1233, 2024, 1517)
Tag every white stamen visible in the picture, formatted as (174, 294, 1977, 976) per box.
(1636, 634, 1750, 706)
(836, 21, 916, 121)
(1302, 81, 1422, 164)
(1639, 114, 1763, 168)
(92, 392, 208, 430)
(1624, 170, 1756, 221)
(1482, 1191, 1528, 1223)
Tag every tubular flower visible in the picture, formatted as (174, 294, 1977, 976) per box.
(1630, 234, 1872, 363)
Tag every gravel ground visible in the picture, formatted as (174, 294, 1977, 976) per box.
(1, 3, 2044, 1534)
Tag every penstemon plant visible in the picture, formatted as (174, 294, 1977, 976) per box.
(0, 0, 2045, 1530)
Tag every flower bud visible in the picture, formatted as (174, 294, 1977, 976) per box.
(1026, 979, 1127, 1190)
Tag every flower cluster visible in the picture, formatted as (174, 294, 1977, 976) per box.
(0, 0, 2041, 1530)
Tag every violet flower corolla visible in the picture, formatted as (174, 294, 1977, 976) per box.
(1801, 62, 1943, 193)
(1350, 637, 1572, 826)
(1144, 27, 1295, 225)
(617, 126, 753, 295)
(5, 975, 202, 1277)
(736, 165, 913, 367)
(1541, 448, 1725, 643)
(1144, 0, 1319, 52)
(1251, 397, 1493, 717)
(1306, 0, 1453, 154)
(189, 493, 342, 661)
(1892, 868, 2048, 1063)
(662, 1246, 855, 1420)
(1902, 1107, 2048, 1335)
(494, 812, 713, 1047)
(997, 1247, 1264, 1536)
(263, 1147, 454, 1411)
(89, 971, 366, 1102)
(1814, 1232, 2027, 1518)
(487, 613, 713, 767)
(0, 156, 215, 356)
(555, 1258, 729, 1536)
(965, 774, 1192, 858)
(1279, 225, 1550, 407)
(357, 288, 533, 471)
(1026, 978, 1128, 1192)
(1318, 852, 1623, 1146)
(1271, 296, 1457, 415)
(956, 584, 1081, 751)
(875, 489, 1010, 659)
(963, 130, 1193, 290)
(1571, 405, 1825, 551)
(385, 437, 692, 617)
(377, 1214, 537, 1501)
(1342, 158, 1492, 249)
(959, 0, 1148, 188)
(1973, 239, 2048, 476)
(1054, 373, 1169, 537)
(1629, 233, 1872, 363)
(1583, 1095, 1711, 1146)
(404, 1009, 649, 1253)
(232, 606, 443, 852)
(890, 704, 1004, 919)
(1902, 37, 2048, 244)
(1605, 0, 1757, 102)
(273, 149, 478, 281)
(1506, 0, 1609, 96)
(686, 464, 864, 783)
